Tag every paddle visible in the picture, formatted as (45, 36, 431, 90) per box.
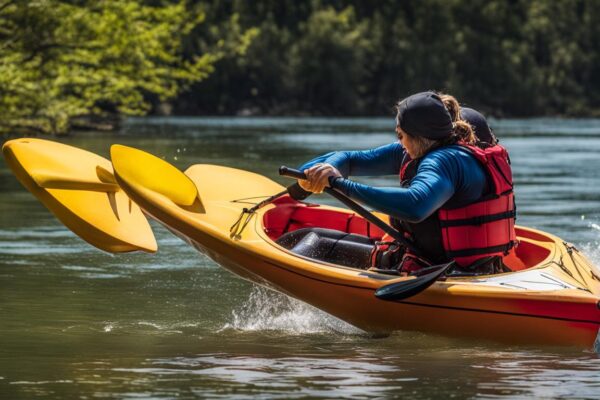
(374, 261, 455, 300)
(279, 166, 454, 301)
(278, 166, 420, 255)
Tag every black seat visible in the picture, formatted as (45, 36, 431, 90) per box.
(277, 228, 374, 269)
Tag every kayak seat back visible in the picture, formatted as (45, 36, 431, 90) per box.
(277, 227, 374, 269)
(263, 197, 385, 241)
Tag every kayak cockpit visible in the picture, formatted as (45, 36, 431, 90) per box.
(262, 197, 553, 272)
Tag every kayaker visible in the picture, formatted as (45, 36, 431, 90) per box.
(287, 91, 516, 275)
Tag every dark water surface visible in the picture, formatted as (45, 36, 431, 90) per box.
(2, 117, 600, 399)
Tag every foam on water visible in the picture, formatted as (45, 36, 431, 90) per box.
(62, 320, 201, 335)
(223, 286, 363, 335)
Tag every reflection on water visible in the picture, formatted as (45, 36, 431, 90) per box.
(475, 352, 600, 398)
(111, 354, 404, 399)
(2, 117, 600, 398)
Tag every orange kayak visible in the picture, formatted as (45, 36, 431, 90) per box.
(110, 145, 600, 348)
(4, 139, 600, 348)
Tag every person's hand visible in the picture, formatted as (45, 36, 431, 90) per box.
(298, 163, 342, 193)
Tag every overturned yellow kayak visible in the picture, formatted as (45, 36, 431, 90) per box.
(110, 144, 600, 348)
(2, 139, 156, 253)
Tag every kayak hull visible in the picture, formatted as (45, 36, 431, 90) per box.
(192, 233, 600, 347)
(111, 156, 600, 348)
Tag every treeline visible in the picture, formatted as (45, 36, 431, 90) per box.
(176, 0, 600, 118)
(1, 1, 599, 135)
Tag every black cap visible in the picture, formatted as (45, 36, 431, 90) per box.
(461, 107, 495, 144)
(396, 91, 453, 140)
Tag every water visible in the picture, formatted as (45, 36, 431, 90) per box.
(2, 117, 600, 398)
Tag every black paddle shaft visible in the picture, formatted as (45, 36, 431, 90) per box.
(278, 166, 421, 255)
(374, 261, 454, 301)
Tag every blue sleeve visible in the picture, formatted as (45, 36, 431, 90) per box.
(299, 143, 404, 177)
(330, 148, 486, 223)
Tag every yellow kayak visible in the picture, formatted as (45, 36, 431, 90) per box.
(110, 145, 600, 347)
(4, 139, 600, 347)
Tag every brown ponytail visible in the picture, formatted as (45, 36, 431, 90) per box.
(439, 93, 476, 145)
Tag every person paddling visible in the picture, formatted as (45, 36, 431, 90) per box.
(288, 91, 516, 275)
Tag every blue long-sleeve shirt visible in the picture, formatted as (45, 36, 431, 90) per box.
(299, 142, 487, 223)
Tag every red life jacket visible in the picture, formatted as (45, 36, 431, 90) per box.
(393, 142, 517, 267)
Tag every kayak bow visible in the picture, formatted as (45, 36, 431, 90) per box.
(2, 139, 157, 253)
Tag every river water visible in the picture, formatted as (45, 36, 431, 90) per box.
(2, 117, 600, 399)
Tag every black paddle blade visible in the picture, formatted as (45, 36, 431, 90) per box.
(374, 262, 455, 301)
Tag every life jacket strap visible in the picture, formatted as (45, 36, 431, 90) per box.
(445, 242, 516, 258)
(439, 210, 516, 227)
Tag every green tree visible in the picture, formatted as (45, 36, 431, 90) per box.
(522, 0, 591, 115)
(0, 0, 255, 135)
(287, 6, 372, 114)
(364, 1, 457, 114)
(451, 0, 539, 116)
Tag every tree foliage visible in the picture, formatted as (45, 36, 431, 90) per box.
(0, 0, 255, 134)
(178, 0, 600, 118)
(2, 0, 599, 134)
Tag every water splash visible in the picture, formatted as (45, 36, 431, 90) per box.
(223, 286, 363, 335)
(581, 221, 600, 266)
(589, 223, 600, 232)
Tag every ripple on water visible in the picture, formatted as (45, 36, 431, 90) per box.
(474, 353, 600, 398)
(0, 226, 94, 258)
(111, 354, 407, 399)
(0, 240, 88, 255)
(0, 226, 75, 239)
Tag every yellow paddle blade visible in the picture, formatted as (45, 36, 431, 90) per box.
(2, 138, 157, 253)
(110, 145, 199, 207)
